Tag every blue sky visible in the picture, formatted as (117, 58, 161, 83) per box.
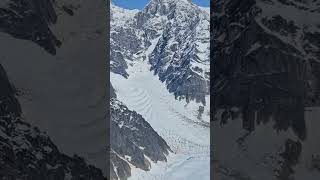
(112, 0, 209, 10)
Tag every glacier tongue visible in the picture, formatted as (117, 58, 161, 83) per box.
(111, 44, 210, 179)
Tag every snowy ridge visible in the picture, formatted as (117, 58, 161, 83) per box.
(111, 4, 139, 28)
(146, 0, 210, 103)
(111, 0, 210, 104)
(111, 1, 210, 179)
(255, 0, 320, 57)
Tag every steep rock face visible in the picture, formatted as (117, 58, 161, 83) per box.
(110, 1, 210, 179)
(0, 64, 21, 117)
(0, 0, 107, 173)
(211, 0, 320, 179)
(0, 0, 61, 54)
(211, 0, 320, 134)
(111, 0, 210, 104)
(0, 118, 107, 180)
(146, 0, 210, 104)
(212, 0, 320, 109)
(109, 85, 171, 180)
(0, 63, 106, 179)
(110, 4, 141, 78)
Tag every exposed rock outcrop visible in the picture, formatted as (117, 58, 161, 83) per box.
(0, 63, 106, 179)
(109, 84, 171, 180)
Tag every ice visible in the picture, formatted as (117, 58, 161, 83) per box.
(110, 1, 210, 178)
(111, 41, 210, 180)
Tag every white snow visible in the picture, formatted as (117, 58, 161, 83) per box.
(255, 0, 320, 57)
(111, 3, 139, 27)
(199, 7, 210, 14)
(110, 1, 210, 179)
(125, 155, 132, 162)
(245, 42, 262, 56)
(213, 107, 320, 179)
(129, 152, 209, 180)
(111, 42, 210, 179)
(257, 0, 320, 29)
(0, 0, 107, 174)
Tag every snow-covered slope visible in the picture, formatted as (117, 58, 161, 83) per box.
(110, 84, 171, 180)
(0, 62, 106, 179)
(146, 0, 210, 104)
(111, 0, 210, 104)
(0, 0, 107, 174)
(111, 0, 210, 179)
(211, 0, 320, 179)
(111, 58, 210, 180)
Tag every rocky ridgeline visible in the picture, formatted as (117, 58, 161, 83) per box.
(111, 0, 210, 104)
(109, 85, 171, 180)
(0, 0, 61, 54)
(211, 0, 320, 134)
(110, 1, 210, 179)
(0, 63, 106, 179)
(211, 0, 320, 179)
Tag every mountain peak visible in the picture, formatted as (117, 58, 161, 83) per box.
(143, 0, 194, 15)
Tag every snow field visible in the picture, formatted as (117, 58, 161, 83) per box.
(111, 58, 210, 180)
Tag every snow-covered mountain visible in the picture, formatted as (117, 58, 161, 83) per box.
(0, 63, 106, 179)
(0, 0, 107, 175)
(211, 0, 320, 179)
(0, 0, 60, 54)
(111, 0, 210, 104)
(110, 0, 210, 179)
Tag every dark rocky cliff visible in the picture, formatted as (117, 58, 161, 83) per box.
(0, 63, 106, 179)
(0, 0, 61, 54)
(211, 0, 320, 137)
(1, 0, 108, 173)
(109, 84, 171, 180)
(211, 0, 320, 179)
